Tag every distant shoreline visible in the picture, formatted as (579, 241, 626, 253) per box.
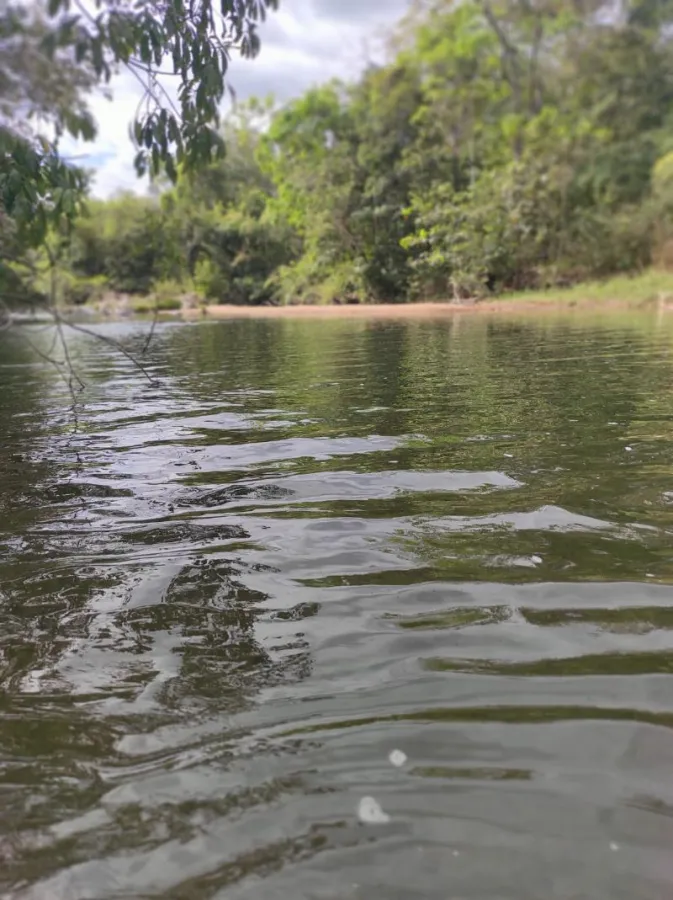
(175, 271, 673, 319)
(8, 271, 673, 327)
(186, 301, 486, 320)
(182, 296, 663, 321)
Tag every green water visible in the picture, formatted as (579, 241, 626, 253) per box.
(2, 313, 673, 899)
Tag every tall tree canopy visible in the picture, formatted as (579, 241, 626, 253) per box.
(6, 0, 673, 311)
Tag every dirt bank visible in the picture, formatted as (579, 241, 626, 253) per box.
(182, 295, 661, 321)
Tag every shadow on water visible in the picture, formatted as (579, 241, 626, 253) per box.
(2, 313, 673, 898)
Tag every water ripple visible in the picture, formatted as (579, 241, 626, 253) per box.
(2, 316, 673, 899)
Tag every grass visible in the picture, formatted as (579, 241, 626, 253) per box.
(130, 279, 204, 314)
(131, 295, 183, 314)
(497, 269, 673, 307)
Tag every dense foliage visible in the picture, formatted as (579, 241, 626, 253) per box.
(0, 0, 276, 315)
(5, 0, 673, 308)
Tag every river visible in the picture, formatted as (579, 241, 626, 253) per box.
(1, 313, 673, 899)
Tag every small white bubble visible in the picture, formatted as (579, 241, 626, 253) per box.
(609, 841, 620, 852)
(625, 446, 634, 452)
(504, 452, 514, 458)
(357, 796, 391, 825)
(531, 555, 543, 564)
(646, 573, 655, 578)
(389, 749, 407, 767)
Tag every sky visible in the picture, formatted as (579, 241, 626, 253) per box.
(66, 0, 411, 198)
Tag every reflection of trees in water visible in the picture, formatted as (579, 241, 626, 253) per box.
(0, 539, 314, 887)
(112, 554, 313, 712)
(6, 317, 673, 892)
(0, 337, 60, 533)
(0, 323, 321, 747)
(4, 315, 673, 707)
(389, 516, 673, 585)
(1, 549, 313, 714)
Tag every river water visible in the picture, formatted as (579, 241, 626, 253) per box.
(2, 313, 673, 899)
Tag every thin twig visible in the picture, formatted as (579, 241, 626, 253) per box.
(11, 319, 87, 431)
(56, 314, 159, 386)
(73, 0, 182, 122)
(55, 314, 86, 395)
(141, 305, 160, 355)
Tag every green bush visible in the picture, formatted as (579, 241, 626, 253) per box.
(155, 296, 183, 311)
(62, 274, 109, 305)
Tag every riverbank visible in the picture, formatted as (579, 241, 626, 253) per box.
(181, 270, 673, 320)
(27, 268, 673, 324)
(186, 296, 655, 320)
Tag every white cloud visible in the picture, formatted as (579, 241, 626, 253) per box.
(61, 0, 410, 198)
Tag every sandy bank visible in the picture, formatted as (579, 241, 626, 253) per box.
(185, 301, 475, 320)
(182, 296, 660, 321)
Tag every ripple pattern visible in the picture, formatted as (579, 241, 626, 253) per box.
(2, 315, 673, 899)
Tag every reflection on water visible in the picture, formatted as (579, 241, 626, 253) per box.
(2, 314, 673, 898)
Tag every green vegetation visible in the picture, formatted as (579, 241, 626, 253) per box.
(0, 0, 276, 318)
(0, 0, 277, 235)
(4, 0, 673, 310)
(498, 270, 673, 307)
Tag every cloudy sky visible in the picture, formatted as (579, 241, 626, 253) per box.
(66, 0, 411, 198)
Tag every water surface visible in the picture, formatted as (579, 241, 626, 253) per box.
(2, 313, 673, 899)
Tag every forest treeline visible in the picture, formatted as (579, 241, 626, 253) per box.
(7, 0, 673, 308)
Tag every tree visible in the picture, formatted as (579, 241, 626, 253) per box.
(68, 193, 171, 294)
(398, 0, 673, 296)
(346, 61, 422, 301)
(8, 0, 673, 314)
(1, 0, 278, 248)
(161, 103, 297, 304)
(1, 4, 97, 309)
(259, 82, 365, 303)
